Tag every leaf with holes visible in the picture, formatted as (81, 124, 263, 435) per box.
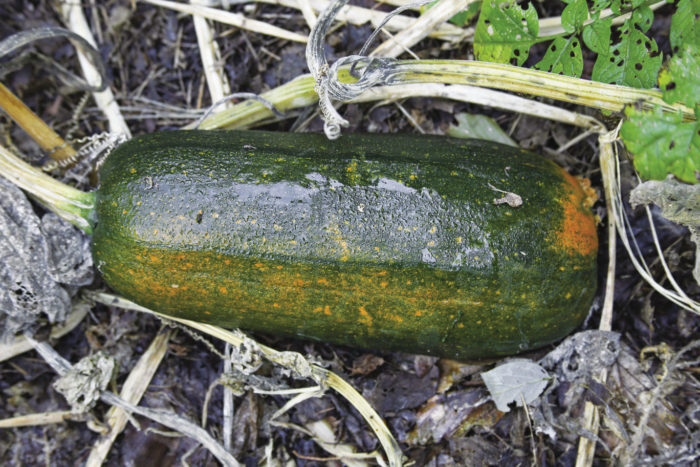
(591, 6, 663, 88)
(658, 43, 700, 107)
(474, 0, 539, 66)
(622, 106, 700, 183)
(561, 0, 589, 34)
(535, 36, 583, 77)
(670, 0, 700, 52)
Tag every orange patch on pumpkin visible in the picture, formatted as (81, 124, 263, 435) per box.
(555, 171, 598, 257)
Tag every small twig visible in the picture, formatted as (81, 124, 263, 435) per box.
(191, 0, 233, 109)
(58, 0, 131, 138)
(575, 127, 618, 467)
(257, 0, 467, 41)
(0, 411, 76, 428)
(371, 0, 473, 58)
(0, 82, 77, 162)
(143, 0, 308, 43)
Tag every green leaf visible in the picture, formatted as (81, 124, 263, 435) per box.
(582, 17, 611, 54)
(561, 0, 589, 34)
(670, 0, 700, 53)
(474, 0, 539, 66)
(622, 106, 700, 183)
(534, 36, 584, 77)
(658, 43, 700, 107)
(589, 0, 613, 18)
(591, 7, 663, 88)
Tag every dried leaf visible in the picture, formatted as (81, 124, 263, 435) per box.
(0, 178, 93, 341)
(53, 351, 115, 413)
(481, 359, 550, 412)
(630, 177, 700, 284)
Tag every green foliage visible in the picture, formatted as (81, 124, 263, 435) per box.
(590, 7, 662, 88)
(535, 36, 583, 75)
(670, 0, 700, 50)
(622, 107, 700, 183)
(474, 0, 664, 84)
(474, 0, 539, 66)
(471, 0, 698, 181)
(561, 0, 589, 33)
(619, 5, 700, 183)
(658, 44, 700, 107)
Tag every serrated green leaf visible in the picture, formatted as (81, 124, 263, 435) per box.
(582, 17, 612, 54)
(561, 0, 589, 34)
(622, 106, 700, 183)
(670, 0, 700, 53)
(534, 36, 584, 76)
(658, 43, 700, 107)
(474, 0, 539, 66)
(591, 7, 662, 88)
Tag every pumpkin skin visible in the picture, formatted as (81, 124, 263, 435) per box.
(91, 130, 597, 360)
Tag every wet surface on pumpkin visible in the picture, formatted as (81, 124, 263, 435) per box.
(92, 131, 598, 360)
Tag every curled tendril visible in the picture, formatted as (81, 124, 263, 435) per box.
(305, 0, 430, 139)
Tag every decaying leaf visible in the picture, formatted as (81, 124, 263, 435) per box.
(630, 177, 700, 284)
(481, 359, 551, 412)
(0, 178, 93, 341)
(53, 351, 115, 413)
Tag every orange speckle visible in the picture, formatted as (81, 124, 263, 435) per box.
(122, 210, 128, 214)
(219, 286, 227, 294)
(149, 255, 162, 263)
(313, 306, 322, 313)
(317, 278, 329, 286)
(273, 303, 280, 308)
(293, 279, 308, 287)
(359, 306, 373, 325)
(380, 281, 388, 288)
(324, 305, 332, 315)
(255, 262, 263, 268)
(277, 265, 284, 269)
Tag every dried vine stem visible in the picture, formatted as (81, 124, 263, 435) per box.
(88, 292, 406, 467)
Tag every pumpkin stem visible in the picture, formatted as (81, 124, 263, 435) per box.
(0, 144, 95, 233)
